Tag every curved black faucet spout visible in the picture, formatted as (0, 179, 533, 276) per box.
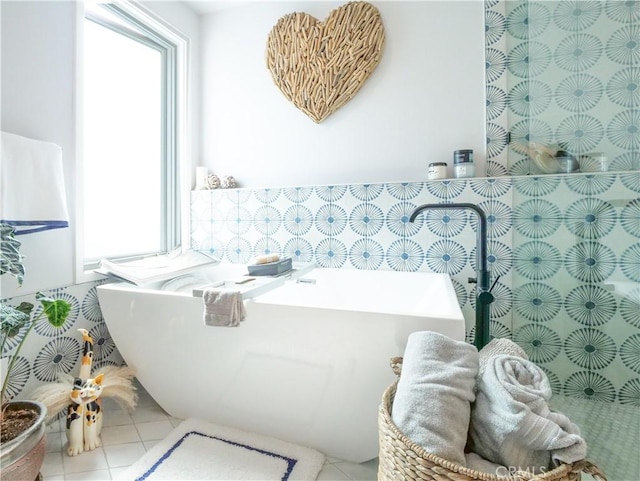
(409, 203, 493, 349)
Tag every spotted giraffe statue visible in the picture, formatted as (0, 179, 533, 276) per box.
(66, 329, 104, 456)
(78, 328, 94, 380)
(31, 329, 138, 457)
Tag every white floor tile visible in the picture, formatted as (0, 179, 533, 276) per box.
(46, 431, 65, 453)
(109, 466, 132, 481)
(168, 416, 183, 427)
(47, 419, 63, 434)
(135, 391, 160, 409)
(49, 382, 377, 480)
(130, 405, 170, 424)
(104, 441, 147, 468)
(101, 397, 123, 411)
(62, 469, 111, 480)
(334, 458, 379, 481)
(100, 424, 142, 446)
(134, 420, 175, 441)
(143, 439, 161, 451)
(62, 447, 109, 474)
(317, 463, 352, 480)
(102, 409, 134, 427)
(324, 455, 344, 464)
(41, 451, 65, 477)
(142, 439, 160, 450)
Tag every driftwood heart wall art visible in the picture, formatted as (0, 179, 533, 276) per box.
(266, 1, 385, 123)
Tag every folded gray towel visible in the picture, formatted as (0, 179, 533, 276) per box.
(464, 452, 504, 475)
(469, 355, 587, 474)
(391, 331, 479, 466)
(202, 289, 246, 327)
(478, 338, 528, 377)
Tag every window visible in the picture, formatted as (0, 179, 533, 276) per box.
(79, 3, 188, 274)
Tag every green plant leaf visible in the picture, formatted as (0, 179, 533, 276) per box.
(36, 293, 70, 328)
(0, 303, 32, 338)
(15, 302, 35, 317)
(0, 223, 25, 286)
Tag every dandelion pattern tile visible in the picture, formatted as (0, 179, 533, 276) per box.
(619, 285, 640, 329)
(619, 378, 640, 406)
(513, 241, 563, 280)
(564, 284, 617, 327)
(487, 0, 638, 176)
(564, 328, 617, 370)
(620, 334, 640, 375)
(564, 370, 616, 402)
(564, 242, 617, 283)
(184, 171, 639, 403)
(513, 323, 562, 363)
(513, 282, 563, 323)
(283, 238, 314, 263)
(2, 356, 30, 400)
(4, 0, 639, 409)
(1, 282, 124, 401)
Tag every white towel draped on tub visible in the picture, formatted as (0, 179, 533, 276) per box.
(1, 131, 70, 234)
(391, 331, 479, 466)
(202, 289, 246, 327)
(469, 354, 587, 474)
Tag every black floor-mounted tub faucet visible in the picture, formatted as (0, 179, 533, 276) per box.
(409, 203, 495, 349)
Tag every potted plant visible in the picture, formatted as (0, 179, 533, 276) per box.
(0, 223, 71, 481)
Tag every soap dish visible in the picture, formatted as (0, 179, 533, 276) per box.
(247, 257, 292, 276)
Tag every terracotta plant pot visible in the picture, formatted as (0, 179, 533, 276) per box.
(0, 400, 47, 481)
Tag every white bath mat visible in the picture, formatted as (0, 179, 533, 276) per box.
(123, 418, 325, 480)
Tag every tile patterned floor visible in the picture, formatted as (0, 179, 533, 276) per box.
(41, 383, 378, 480)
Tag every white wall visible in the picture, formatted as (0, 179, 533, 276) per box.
(1, 0, 486, 294)
(0, 1, 200, 297)
(1, 1, 77, 297)
(200, 1, 486, 188)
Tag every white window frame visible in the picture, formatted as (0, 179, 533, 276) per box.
(75, 1, 191, 283)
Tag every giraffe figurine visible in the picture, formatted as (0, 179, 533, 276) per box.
(78, 328, 93, 380)
(65, 329, 104, 456)
(31, 329, 138, 456)
(66, 378, 84, 456)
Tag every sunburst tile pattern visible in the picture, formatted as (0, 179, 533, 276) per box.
(189, 170, 638, 405)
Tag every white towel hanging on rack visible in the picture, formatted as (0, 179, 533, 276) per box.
(1, 131, 70, 234)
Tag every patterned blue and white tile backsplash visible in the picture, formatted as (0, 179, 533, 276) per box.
(2, 1, 638, 408)
(1, 281, 121, 403)
(191, 171, 640, 405)
(485, 0, 640, 176)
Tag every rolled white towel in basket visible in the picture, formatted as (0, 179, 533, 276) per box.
(391, 331, 478, 466)
(478, 337, 528, 377)
(469, 355, 587, 474)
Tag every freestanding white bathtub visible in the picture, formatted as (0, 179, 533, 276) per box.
(97, 264, 465, 462)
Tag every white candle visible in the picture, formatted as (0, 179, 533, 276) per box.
(195, 166, 208, 190)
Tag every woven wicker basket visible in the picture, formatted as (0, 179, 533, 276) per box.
(378, 358, 607, 481)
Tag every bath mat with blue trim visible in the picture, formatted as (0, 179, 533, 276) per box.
(123, 418, 325, 480)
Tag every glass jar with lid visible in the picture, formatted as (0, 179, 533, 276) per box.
(428, 162, 447, 180)
(453, 149, 475, 179)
